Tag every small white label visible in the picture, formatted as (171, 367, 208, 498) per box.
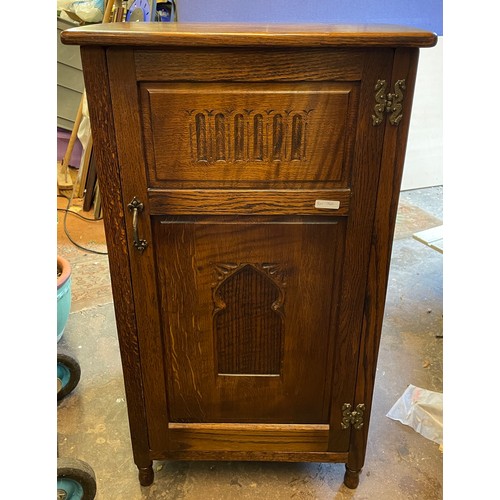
(315, 200, 340, 210)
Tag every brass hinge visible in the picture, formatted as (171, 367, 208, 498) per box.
(372, 79, 406, 126)
(341, 403, 366, 430)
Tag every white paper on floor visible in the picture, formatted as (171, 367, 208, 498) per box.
(386, 384, 443, 445)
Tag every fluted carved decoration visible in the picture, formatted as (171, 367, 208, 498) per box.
(187, 109, 314, 164)
(194, 112, 207, 160)
(215, 113, 226, 160)
(212, 263, 286, 375)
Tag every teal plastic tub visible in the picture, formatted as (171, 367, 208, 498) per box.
(57, 256, 72, 342)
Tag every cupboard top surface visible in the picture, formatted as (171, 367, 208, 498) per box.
(61, 22, 437, 48)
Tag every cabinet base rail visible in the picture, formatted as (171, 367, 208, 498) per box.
(137, 451, 357, 488)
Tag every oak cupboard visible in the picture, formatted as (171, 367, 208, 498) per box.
(61, 23, 437, 489)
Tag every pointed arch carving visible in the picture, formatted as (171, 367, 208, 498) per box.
(212, 263, 286, 375)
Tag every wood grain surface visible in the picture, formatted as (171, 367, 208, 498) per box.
(61, 22, 437, 47)
(348, 46, 420, 474)
(79, 46, 152, 470)
(167, 423, 329, 452)
(148, 189, 351, 216)
(135, 48, 364, 82)
(141, 82, 358, 187)
(153, 215, 346, 424)
(107, 48, 170, 451)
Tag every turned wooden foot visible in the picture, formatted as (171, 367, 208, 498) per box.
(343, 465, 361, 489)
(138, 463, 154, 486)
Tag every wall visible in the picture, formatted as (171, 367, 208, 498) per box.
(401, 37, 442, 190)
(177, 0, 442, 35)
(176, 0, 443, 189)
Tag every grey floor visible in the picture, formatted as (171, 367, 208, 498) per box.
(57, 186, 443, 499)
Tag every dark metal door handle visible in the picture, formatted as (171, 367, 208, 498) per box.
(128, 197, 148, 252)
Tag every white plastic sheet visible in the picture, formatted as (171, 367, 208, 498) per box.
(77, 91, 92, 173)
(58, 0, 104, 23)
(77, 91, 91, 153)
(386, 384, 443, 445)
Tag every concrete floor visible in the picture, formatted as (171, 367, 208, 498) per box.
(57, 185, 443, 499)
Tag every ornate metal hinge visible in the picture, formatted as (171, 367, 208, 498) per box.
(372, 79, 406, 126)
(341, 403, 366, 430)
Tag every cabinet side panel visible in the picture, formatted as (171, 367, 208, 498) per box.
(348, 48, 420, 472)
(79, 46, 151, 467)
(328, 48, 394, 451)
(106, 48, 170, 451)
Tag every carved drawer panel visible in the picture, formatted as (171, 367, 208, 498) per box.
(141, 83, 359, 189)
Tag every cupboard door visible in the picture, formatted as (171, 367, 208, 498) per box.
(152, 215, 346, 424)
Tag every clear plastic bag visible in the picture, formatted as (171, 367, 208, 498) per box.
(58, 0, 104, 23)
(386, 384, 443, 445)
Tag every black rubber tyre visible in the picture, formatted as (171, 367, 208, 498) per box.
(57, 351, 81, 401)
(57, 457, 97, 500)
